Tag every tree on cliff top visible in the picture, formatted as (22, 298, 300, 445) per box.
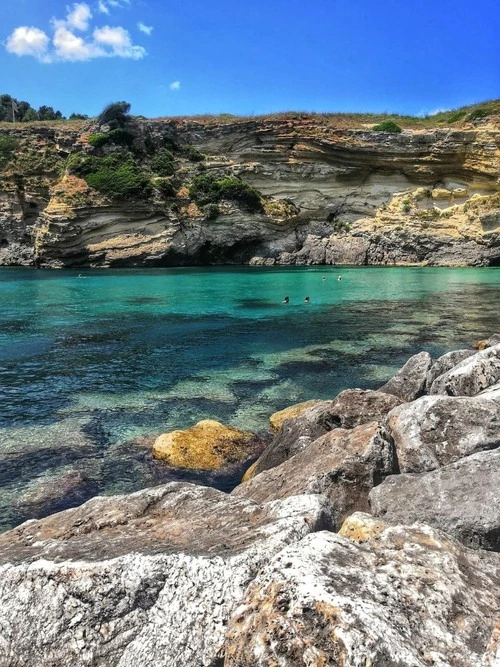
(97, 101, 131, 129)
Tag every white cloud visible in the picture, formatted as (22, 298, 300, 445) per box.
(53, 26, 103, 61)
(98, 0, 130, 12)
(6, 26, 50, 60)
(94, 25, 146, 59)
(137, 22, 153, 35)
(5, 3, 146, 63)
(97, 1, 110, 14)
(67, 3, 92, 30)
(170, 81, 181, 90)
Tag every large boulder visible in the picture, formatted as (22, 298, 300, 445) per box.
(247, 390, 401, 481)
(0, 482, 331, 667)
(378, 351, 432, 402)
(386, 393, 500, 473)
(246, 401, 334, 478)
(269, 400, 325, 432)
(233, 422, 396, 529)
(152, 419, 258, 469)
(426, 348, 475, 388)
(429, 343, 500, 396)
(370, 448, 500, 551)
(474, 333, 500, 351)
(222, 516, 500, 667)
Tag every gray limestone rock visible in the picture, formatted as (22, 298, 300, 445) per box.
(386, 393, 500, 473)
(0, 482, 331, 667)
(222, 518, 500, 667)
(370, 449, 500, 551)
(248, 401, 335, 477)
(233, 422, 396, 530)
(429, 343, 500, 396)
(249, 390, 401, 479)
(379, 351, 432, 402)
(426, 348, 475, 388)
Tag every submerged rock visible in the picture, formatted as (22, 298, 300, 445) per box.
(222, 516, 500, 667)
(233, 422, 396, 529)
(429, 343, 500, 396)
(370, 448, 500, 551)
(0, 482, 332, 667)
(379, 351, 432, 402)
(152, 419, 257, 470)
(386, 393, 500, 472)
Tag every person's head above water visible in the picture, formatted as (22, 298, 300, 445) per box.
(283, 296, 290, 303)
(304, 296, 310, 303)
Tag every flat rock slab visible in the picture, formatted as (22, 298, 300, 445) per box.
(370, 448, 500, 551)
(233, 422, 396, 530)
(379, 351, 432, 402)
(269, 400, 325, 432)
(429, 343, 500, 396)
(386, 393, 500, 473)
(223, 516, 500, 667)
(0, 482, 331, 667)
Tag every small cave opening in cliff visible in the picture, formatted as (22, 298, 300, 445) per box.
(0, 238, 9, 248)
(195, 240, 266, 265)
(488, 256, 500, 267)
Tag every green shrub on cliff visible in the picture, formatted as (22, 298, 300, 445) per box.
(87, 129, 135, 149)
(151, 149, 176, 176)
(0, 135, 18, 168)
(467, 108, 489, 121)
(372, 120, 402, 133)
(97, 101, 131, 129)
(190, 173, 263, 213)
(67, 151, 151, 200)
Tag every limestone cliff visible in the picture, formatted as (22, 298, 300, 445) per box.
(0, 108, 499, 268)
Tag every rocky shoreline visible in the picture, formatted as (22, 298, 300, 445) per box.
(0, 335, 499, 665)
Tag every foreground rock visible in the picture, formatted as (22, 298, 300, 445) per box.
(223, 515, 500, 667)
(429, 343, 500, 396)
(233, 422, 396, 529)
(370, 449, 500, 551)
(247, 390, 401, 480)
(0, 483, 331, 667)
(152, 419, 257, 469)
(386, 393, 500, 472)
(379, 351, 432, 402)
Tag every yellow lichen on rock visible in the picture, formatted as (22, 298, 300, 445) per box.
(339, 512, 387, 543)
(152, 419, 255, 469)
(269, 400, 325, 432)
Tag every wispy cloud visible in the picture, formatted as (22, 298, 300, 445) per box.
(5, 2, 146, 63)
(98, 0, 130, 13)
(169, 80, 181, 91)
(137, 22, 153, 35)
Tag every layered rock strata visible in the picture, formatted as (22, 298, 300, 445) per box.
(0, 117, 499, 267)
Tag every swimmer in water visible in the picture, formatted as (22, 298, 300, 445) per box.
(283, 296, 290, 304)
(304, 296, 310, 304)
(338, 275, 342, 281)
(322, 276, 326, 281)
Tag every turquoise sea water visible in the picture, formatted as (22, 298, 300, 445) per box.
(1, 265, 499, 531)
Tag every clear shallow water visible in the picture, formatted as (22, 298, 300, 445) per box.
(1, 265, 499, 531)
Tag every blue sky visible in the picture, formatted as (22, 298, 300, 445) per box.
(1, 0, 499, 118)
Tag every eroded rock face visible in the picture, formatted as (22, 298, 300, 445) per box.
(429, 343, 500, 396)
(152, 419, 257, 469)
(370, 449, 500, 551)
(222, 518, 500, 667)
(386, 393, 500, 472)
(233, 422, 396, 529)
(379, 351, 432, 402)
(327, 388, 402, 428)
(0, 482, 332, 667)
